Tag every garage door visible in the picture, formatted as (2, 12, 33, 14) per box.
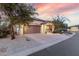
(27, 25, 41, 34)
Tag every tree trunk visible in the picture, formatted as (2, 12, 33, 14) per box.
(11, 25, 15, 40)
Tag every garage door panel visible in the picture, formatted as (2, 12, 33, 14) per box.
(27, 25, 41, 34)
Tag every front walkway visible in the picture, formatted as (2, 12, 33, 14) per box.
(0, 33, 75, 56)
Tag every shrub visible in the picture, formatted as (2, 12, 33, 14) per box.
(0, 30, 9, 38)
(53, 28, 67, 34)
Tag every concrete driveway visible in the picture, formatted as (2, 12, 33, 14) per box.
(0, 33, 75, 56)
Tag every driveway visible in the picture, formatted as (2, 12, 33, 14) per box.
(30, 32, 79, 56)
(0, 33, 75, 56)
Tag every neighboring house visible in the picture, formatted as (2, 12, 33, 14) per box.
(69, 25, 79, 32)
(14, 18, 55, 35)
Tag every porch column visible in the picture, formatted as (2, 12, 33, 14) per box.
(20, 25, 23, 35)
(23, 25, 28, 34)
(41, 24, 47, 34)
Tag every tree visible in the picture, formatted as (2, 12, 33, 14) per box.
(0, 3, 37, 40)
(52, 15, 70, 32)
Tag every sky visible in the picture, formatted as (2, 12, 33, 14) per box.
(33, 3, 79, 26)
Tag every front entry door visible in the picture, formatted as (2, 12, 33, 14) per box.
(46, 25, 52, 33)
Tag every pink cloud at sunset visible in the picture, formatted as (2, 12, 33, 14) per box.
(34, 3, 79, 16)
(33, 3, 79, 26)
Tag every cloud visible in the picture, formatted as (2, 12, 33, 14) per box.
(34, 3, 79, 26)
(34, 3, 79, 16)
(54, 4, 79, 15)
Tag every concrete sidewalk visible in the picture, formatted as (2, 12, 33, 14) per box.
(0, 33, 75, 56)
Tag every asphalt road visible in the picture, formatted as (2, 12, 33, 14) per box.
(29, 32, 79, 56)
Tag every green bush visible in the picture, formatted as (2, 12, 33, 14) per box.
(53, 28, 67, 34)
(0, 30, 8, 38)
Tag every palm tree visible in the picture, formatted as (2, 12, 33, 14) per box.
(0, 3, 37, 40)
(52, 15, 70, 32)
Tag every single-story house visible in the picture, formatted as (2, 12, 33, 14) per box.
(14, 18, 55, 35)
(68, 25, 79, 32)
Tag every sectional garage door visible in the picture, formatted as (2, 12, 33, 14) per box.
(27, 25, 41, 34)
